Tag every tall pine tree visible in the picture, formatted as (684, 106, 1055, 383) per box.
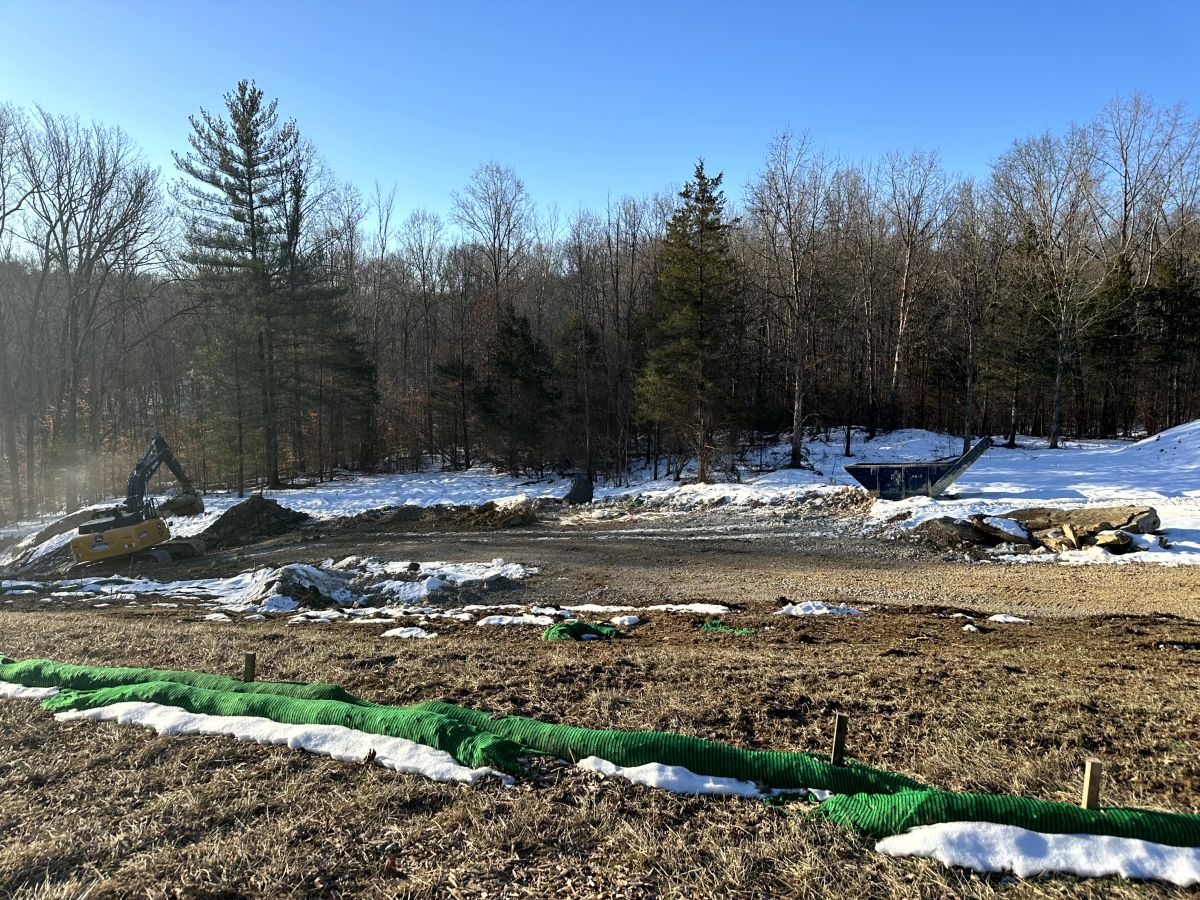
(637, 161, 739, 482)
(173, 80, 299, 491)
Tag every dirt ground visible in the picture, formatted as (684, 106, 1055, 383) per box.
(1, 510, 1199, 898)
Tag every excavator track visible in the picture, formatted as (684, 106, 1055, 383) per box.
(132, 538, 206, 564)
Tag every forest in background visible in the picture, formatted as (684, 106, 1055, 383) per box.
(1, 84, 1198, 520)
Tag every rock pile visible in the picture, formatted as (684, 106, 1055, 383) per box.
(200, 495, 310, 550)
(916, 504, 1164, 555)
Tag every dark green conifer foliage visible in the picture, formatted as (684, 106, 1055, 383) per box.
(637, 161, 739, 482)
(174, 81, 299, 492)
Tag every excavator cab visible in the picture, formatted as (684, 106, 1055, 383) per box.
(68, 435, 205, 565)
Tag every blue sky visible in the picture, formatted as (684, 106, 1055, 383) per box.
(1, 1, 1197, 222)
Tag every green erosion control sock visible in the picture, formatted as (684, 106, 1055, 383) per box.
(412, 701, 925, 794)
(43, 680, 534, 775)
(542, 621, 626, 641)
(818, 789, 1200, 847)
(700, 619, 755, 636)
(0, 657, 369, 704)
(12, 654, 1200, 848)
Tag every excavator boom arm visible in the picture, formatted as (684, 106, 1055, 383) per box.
(125, 435, 196, 512)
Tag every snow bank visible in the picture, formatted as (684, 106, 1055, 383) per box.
(876, 821, 1200, 887)
(54, 701, 503, 785)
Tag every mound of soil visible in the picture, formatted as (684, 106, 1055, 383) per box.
(334, 505, 429, 532)
(443, 499, 540, 528)
(334, 499, 541, 532)
(200, 495, 310, 550)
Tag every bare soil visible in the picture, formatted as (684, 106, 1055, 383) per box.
(1, 508, 1199, 898)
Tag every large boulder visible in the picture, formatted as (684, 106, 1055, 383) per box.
(969, 515, 1031, 544)
(1033, 527, 1077, 553)
(915, 516, 993, 548)
(1093, 530, 1135, 554)
(1065, 505, 1159, 538)
(1006, 505, 1160, 542)
(1005, 507, 1070, 531)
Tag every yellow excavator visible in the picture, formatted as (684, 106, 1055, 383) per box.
(68, 435, 206, 565)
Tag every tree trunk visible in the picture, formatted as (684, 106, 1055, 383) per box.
(0, 303, 23, 518)
(962, 333, 976, 456)
(789, 318, 807, 467)
(234, 346, 246, 498)
(1050, 324, 1068, 449)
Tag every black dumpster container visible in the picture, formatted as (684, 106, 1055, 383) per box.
(844, 437, 993, 501)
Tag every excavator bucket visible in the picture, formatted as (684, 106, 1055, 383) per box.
(158, 492, 205, 517)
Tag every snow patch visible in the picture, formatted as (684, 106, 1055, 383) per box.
(476, 614, 555, 627)
(775, 602, 862, 617)
(54, 701, 505, 785)
(562, 602, 731, 616)
(876, 821, 1200, 887)
(578, 756, 766, 797)
(988, 614, 1031, 624)
(380, 626, 438, 639)
(0, 681, 60, 700)
(981, 516, 1030, 542)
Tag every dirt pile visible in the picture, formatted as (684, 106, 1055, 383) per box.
(333, 505, 428, 532)
(444, 499, 541, 528)
(799, 487, 874, 517)
(199, 496, 310, 550)
(335, 499, 542, 531)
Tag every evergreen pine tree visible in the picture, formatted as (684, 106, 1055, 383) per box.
(636, 161, 739, 482)
(478, 306, 557, 473)
(173, 80, 299, 490)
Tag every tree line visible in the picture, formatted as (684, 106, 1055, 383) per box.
(1, 84, 1198, 521)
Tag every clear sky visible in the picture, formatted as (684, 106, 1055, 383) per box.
(1, 0, 1198, 223)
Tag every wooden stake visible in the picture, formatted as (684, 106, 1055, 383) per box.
(1081, 758, 1102, 810)
(831, 713, 848, 767)
(243, 652, 257, 683)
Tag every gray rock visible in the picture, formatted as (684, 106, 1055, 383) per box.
(916, 517, 994, 548)
(1093, 530, 1135, 553)
(969, 515, 1031, 544)
(1007, 504, 1160, 547)
(1033, 527, 1077, 553)
(1064, 505, 1159, 539)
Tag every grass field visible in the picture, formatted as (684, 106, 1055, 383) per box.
(3, 586, 1199, 898)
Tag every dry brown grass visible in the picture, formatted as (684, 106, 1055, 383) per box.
(2, 596, 1200, 898)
